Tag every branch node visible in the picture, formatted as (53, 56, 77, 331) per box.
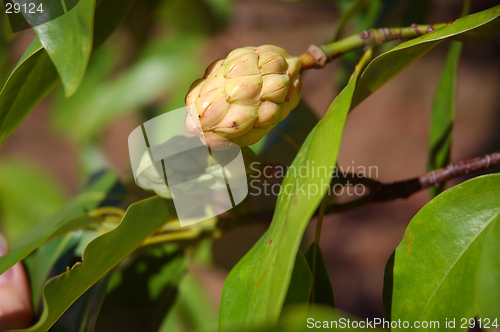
(299, 45, 328, 70)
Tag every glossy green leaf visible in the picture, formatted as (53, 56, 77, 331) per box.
(305, 242, 335, 307)
(0, 171, 118, 276)
(15, 197, 176, 332)
(0, 0, 135, 144)
(219, 69, 360, 331)
(477, 212, 500, 320)
(175, 274, 218, 332)
(453, 12, 500, 43)
(391, 174, 500, 330)
(0, 159, 67, 243)
(282, 250, 312, 309)
(352, 5, 500, 107)
(427, 41, 462, 197)
(33, 0, 96, 97)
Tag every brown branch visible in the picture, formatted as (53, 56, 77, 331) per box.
(216, 151, 500, 230)
(301, 23, 447, 69)
(420, 152, 500, 188)
(325, 151, 500, 214)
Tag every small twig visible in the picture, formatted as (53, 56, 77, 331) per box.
(420, 151, 500, 188)
(350, 47, 373, 81)
(300, 23, 446, 69)
(325, 151, 500, 214)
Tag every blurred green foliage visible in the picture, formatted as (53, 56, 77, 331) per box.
(0, 159, 67, 243)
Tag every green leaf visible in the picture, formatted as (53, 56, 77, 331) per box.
(352, 5, 500, 107)
(0, 0, 135, 144)
(477, 212, 500, 320)
(219, 69, 360, 331)
(218, 234, 260, 329)
(0, 171, 118, 276)
(453, 12, 500, 43)
(33, 0, 96, 97)
(16, 197, 176, 332)
(427, 41, 462, 197)
(0, 41, 59, 143)
(391, 174, 500, 330)
(282, 250, 312, 309)
(0, 159, 67, 243)
(305, 242, 335, 307)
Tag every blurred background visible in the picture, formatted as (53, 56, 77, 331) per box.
(1, 0, 500, 328)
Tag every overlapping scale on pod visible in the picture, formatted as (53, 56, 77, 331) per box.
(185, 45, 302, 150)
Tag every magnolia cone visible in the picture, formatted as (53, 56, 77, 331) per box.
(185, 45, 302, 149)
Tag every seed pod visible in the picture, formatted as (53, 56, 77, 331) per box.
(185, 45, 302, 150)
